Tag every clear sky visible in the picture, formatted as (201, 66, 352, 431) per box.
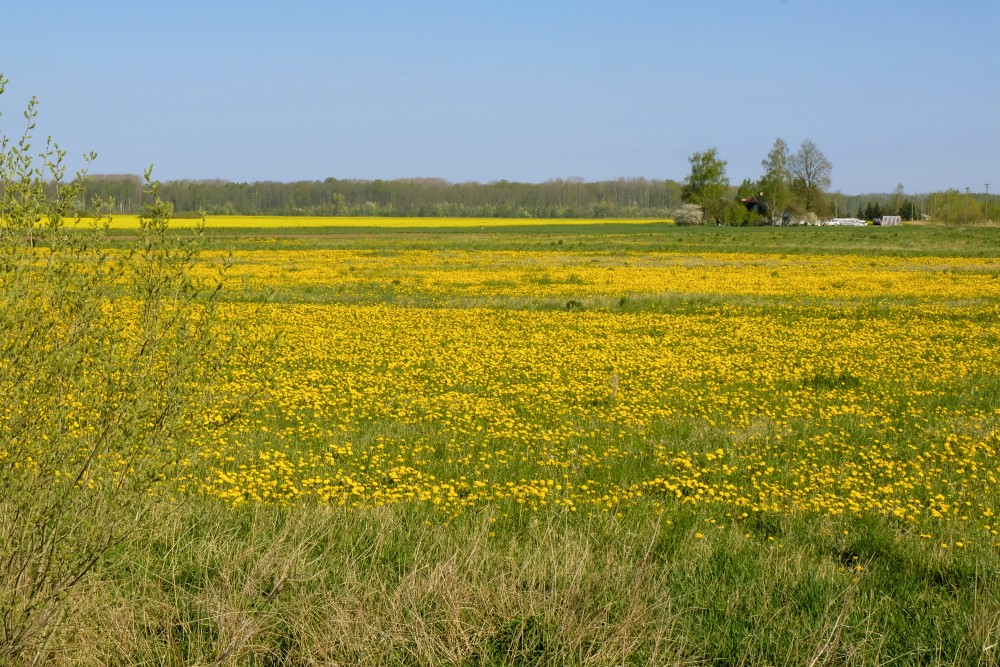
(2, 0, 997, 193)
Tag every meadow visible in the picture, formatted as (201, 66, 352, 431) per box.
(10, 222, 1000, 665)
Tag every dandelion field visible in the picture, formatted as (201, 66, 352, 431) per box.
(184, 227, 1000, 529)
(23, 223, 1000, 664)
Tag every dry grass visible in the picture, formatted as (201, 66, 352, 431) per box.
(21, 502, 999, 666)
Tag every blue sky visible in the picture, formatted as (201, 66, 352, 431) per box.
(2, 1, 997, 193)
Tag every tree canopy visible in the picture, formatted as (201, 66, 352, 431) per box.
(789, 139, 832, 215)
(759, 138, 793, 224)
(681, 148, 730, 224)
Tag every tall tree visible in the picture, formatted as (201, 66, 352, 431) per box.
(759, 138, 792, 224)
(789, 139, 832, 214)
(681, 147, 729, 224)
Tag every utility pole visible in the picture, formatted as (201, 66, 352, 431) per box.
(987, 184, 991, 223)
(965, 187, 971, 225)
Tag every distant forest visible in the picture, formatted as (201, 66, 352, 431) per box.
(82, 176, 684, 218)
(78, 174, 992, 222)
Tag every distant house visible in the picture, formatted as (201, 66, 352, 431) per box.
(740, 196, 769, 218)
(874, 215, 901, 226)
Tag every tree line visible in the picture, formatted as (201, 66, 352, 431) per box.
(78, 175, 684, 219)
(74, 167, 995, 225)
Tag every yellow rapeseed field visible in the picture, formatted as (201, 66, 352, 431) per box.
(93, 214, 667, 229)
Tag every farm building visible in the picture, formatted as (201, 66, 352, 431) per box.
(740, 196, 769, 218)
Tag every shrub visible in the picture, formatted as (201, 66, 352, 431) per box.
(0, 74, 256, 663)
(673, 203, 704, 226)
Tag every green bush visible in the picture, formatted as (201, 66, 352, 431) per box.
(0, 74, 254, 663)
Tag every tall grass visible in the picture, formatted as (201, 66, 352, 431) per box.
(32, 502, 1000, 665)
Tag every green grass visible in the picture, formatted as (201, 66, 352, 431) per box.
(101, 221, 1000, 257)
(192, 223, 1000, 257)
